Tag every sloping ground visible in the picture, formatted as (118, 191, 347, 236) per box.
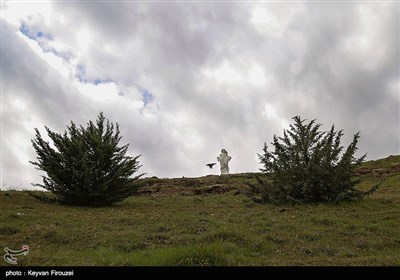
(354, 155, 400, 177)
(0, 154, 399, 266)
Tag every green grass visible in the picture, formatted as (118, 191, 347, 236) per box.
(1, 155, 399, 266)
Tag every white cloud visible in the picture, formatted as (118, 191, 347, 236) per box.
(75, 81, 122, 103)
(76, 27, 93, 53)
(5, 137, 30, 166)
(262, 103, 288, 131)
(251, 2, 302, 37)
(206, 60, 245, 85)
(1, 1, 53, 27)
(249, 63, 267, 86)
(10, 98, 27, 111)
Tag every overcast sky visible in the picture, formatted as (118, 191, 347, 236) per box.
(1, 1, 399, 190)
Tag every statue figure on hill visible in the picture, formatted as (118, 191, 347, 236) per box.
(217, 149, 231, 175)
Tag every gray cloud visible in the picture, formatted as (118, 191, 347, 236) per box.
(1, 2, 399, 189)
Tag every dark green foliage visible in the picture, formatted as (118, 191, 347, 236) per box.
(242, 174, 275, 204)
(256, 116, 377, 204)
(30, 112, 144, 207)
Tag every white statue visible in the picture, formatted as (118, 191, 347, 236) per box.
(217, 149, 231, 175)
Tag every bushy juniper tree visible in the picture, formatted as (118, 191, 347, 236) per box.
(30, 112, 144, 206)
(253, 116, 377, 204)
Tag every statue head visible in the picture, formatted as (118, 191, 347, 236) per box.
(221, 149, 228, 155)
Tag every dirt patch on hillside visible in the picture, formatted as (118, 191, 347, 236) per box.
(136, 173, 256, 197)
(354, 162, 400, 177)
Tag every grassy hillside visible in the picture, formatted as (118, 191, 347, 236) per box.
(1, 155, 399, 266)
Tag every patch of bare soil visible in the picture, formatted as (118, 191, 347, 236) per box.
(136, 174, 254, 197)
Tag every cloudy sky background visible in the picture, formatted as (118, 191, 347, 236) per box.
(1, 1, 399, 190)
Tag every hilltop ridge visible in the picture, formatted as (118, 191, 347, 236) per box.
(137, 154, 400, 197)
